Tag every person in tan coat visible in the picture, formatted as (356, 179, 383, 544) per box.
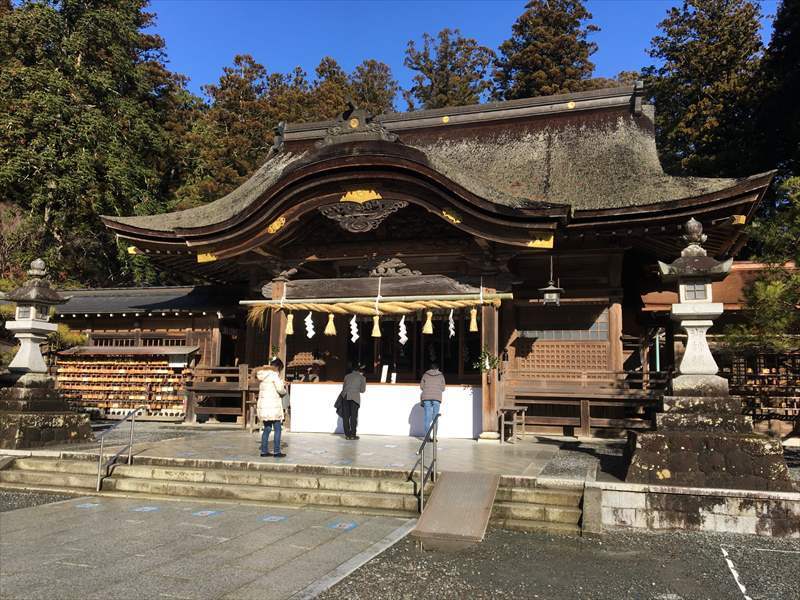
(256, 358, 287, 457)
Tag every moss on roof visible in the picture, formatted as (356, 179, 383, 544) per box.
(414, 115, 737, 211)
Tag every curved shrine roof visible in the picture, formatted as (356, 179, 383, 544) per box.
(103, 86, 773, 246)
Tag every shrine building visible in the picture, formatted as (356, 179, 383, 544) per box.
(55, 84, 774, 439)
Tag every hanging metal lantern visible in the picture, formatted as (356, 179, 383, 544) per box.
(539, 255, 564, 306)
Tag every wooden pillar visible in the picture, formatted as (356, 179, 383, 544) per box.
(211, 320, 222, 367)
(608, 301, 623, 371)
(479, 302, 500, 439)
(268, 279, 287, 368)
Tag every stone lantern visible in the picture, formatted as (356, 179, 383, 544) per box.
(5, 259, 64, 378)
(657, 218, 732, 396)
(625, 219, 793, 492)
(0, 259, 92, 449)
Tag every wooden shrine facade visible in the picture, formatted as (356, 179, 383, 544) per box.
(52, 286, 246, 420)
(96, 85, 774, 437)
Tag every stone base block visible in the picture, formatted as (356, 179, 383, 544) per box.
(672, 374, 729, 397)
(625, 430, 796, 492)
(0, 411, 93, 449)
(662, 395, 741, 415)
(655, 412, 753, 433)
(0, 382, 92, 449)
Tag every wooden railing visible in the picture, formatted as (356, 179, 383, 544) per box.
(185, 364, 257, 425)
(502, 369, 672, 436)
(505, 369, 671, 394)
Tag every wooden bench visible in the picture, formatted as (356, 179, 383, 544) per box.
(503, 370, 670, 436)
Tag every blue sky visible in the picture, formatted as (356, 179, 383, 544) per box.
(148, 0, 779, 102)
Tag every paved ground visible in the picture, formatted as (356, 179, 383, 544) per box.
(46, 423, 627, 480)
(45, 423, 798, 484)
(320, 527, 800, 600)
(0, 495, 412, 600)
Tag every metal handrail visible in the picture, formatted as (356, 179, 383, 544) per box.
(410, 413, 441, 513)
(95, 405, 147, 492)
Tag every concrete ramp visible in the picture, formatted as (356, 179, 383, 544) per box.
(410, 471, 500, 550)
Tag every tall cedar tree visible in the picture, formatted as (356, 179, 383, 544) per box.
(0, 0, 190, 286)
(725, 0, 800, 352)
(174, 56, 397, 209)
(349, 59, 398, 116)
(643, 0, 763, 177)
(172, 54, 295, 209)
(403, 28, 495, 110)
(492, 0, 598, 100)
(755, 0, 800, 178)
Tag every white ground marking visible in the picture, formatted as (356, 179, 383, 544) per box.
(720, 546, 753, 600)
(289, 519, 416, 600)
(752, 548, 800, 554)
(54, 561, 92, 568)
(190, 533, 229, 542)
(177, 522, 212, 529)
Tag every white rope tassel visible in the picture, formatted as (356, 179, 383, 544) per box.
(448, 309, 455, 338)
(398, 315, 408, 345)
(349, 315, 359, 343)
(304, 312, 315, 339)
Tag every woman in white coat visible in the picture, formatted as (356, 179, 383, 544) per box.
(256, 358, 287, 457)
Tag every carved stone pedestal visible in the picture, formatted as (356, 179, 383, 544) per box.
(0, 374, 92, 450)
(625, 393, 795, 492)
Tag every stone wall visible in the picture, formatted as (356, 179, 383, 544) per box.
(583, 481, 799, 538)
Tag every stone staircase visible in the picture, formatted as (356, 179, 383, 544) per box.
(0, 456, 584, 535)
(492, 477, 583, 535)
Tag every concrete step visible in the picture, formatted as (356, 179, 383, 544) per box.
(10, 457, 98, 475)
(495, 487, 582, 507)
(0, 469, 97, 490)
(490, 517, 581, 536)
(105, 477, 417, 516)
(110, 463, 418, 495)
(491, 501, 581, 525)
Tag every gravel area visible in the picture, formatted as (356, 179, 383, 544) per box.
(785, 447, 799, 482)
(539, 440, 626, 481)
(320, 528, 800, 600)
(0, 489, 74, 513)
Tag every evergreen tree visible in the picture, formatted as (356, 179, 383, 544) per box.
(643, 0, 763, 177)
(311, 56, 352, 120)
(756, 0, 800, 177)
(173, 54, 277, 209)
(349, 59, 398, 115)
(725, 177, 800, 352)
(492, 0, 599, 100)
(585, 70, 641, 90)
(403, 28, 494, 110)
(0, 0, 189, 286)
